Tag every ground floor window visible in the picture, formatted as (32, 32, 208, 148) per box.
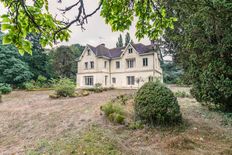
(84, 76, 94, 86)
(127, 76, 135, 85)
(148, 76, 154, 82)
(112, 77, 116, 84)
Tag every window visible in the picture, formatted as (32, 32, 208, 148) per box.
(148, 76, 153, 82)
(143, 58, 148, 66)
(127, 59, 135, 68)
(105, 76, 108, 86)
(85, 76, 94, 86)
(90, 61, 94, 69)
(116, 61, 120, 69)
(84, 62, 88, 69)
(112, 78, 116, 84)
(128, 48, 133, 53)
(104, 61, 107, 68)
(127, 76, 135, 85)
(87, 49, 91, 55)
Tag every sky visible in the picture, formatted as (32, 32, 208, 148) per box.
(0, 0, 150, 48)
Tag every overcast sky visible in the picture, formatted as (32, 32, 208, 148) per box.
(0, 0, 150, 48)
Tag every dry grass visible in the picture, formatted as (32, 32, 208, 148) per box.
(0, 86, 232, 155)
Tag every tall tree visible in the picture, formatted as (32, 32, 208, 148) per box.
(160, 0, 232, 111)
(116, 34, 123, 47)
(0, 33, 33, 86)
(21, 34, 50, 79)
(50, 46, 76, 79)
(125, 32, 131, 46)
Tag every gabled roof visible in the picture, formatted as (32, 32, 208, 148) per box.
(86, 43, 156, 59)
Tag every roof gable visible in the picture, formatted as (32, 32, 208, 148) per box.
(80, 43, 155, 59)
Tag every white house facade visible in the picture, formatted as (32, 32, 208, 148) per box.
(76, 43, 163, 89)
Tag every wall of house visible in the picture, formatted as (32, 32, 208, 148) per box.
(77, 44, 163, 89)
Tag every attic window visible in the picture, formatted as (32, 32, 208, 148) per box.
(87, 49, 91, 55)
(128, 48, 133, 53)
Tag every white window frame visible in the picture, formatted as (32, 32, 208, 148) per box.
(84, 76, 94, 86)
(104, 61, 107, 68)
(127, 76, 135, 85)
(90, 61, 94, 69)
(127, 59, 135, 68)
(143, 58, 148, 67)
(116, 61, 120, 69)
(128, 48, 133, 54)
(84, 62, 88, 69)
(112, 77, 116, 84)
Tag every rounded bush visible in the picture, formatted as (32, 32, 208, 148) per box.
(134, 82, 182, 126)
(0, 83, 12, 94)
(54, 78, 76, 97)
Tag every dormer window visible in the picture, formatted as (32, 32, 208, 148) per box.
(87, 49, 91, 55)
(128, 48, 133, 54)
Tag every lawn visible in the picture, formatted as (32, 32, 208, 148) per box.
(0, 86, 231, 155)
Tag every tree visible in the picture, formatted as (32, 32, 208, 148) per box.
(160, 0, 232, 111)
(125, 32, 131, 46)
(0, 41, 33, 86)
(50, 46, 76, 79)
(116, 34, 123, 47)
(0, 0, 176, 54)
(21, 34, 50, 79)
(161, 61, 183, 84)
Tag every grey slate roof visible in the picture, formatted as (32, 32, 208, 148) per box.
(87, 43, 155, 59)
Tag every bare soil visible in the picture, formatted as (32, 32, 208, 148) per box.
(0, 87, 231, 155)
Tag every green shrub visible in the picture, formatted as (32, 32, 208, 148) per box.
(175, 91, 191, 98)
(135, 81, 182, 126)
(101, 102, 125, 124)
(24, 81, 36, 90)
(109, 113, 125, 124)
(36, 75, 47, 87)
(54, 78, 76, 97)
(128, 121, 144, 130)
(0, 83, 12, 94)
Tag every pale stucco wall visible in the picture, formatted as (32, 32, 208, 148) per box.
(77, 44, 163, 89)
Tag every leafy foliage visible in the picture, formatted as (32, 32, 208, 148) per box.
(134, 82, 182, 126)
(0, 0, 174, 53)
(0, 0, 70, 55)
(49, 46, 76, 80)
(0, 43, 33, 86)
(23, 75, 49, 91)
(53, 78, 76, 97)
(0, 83, 12, 94)
(101, 0, 176, 40)
(161, 61, 183, 84)
(174, 91, 191, 98)
(101, 102, 125, 124)
(20, 34, 51, 79)
(160, 0, 232, 112)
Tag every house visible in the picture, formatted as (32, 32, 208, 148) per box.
(76, 43, 163, 89)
